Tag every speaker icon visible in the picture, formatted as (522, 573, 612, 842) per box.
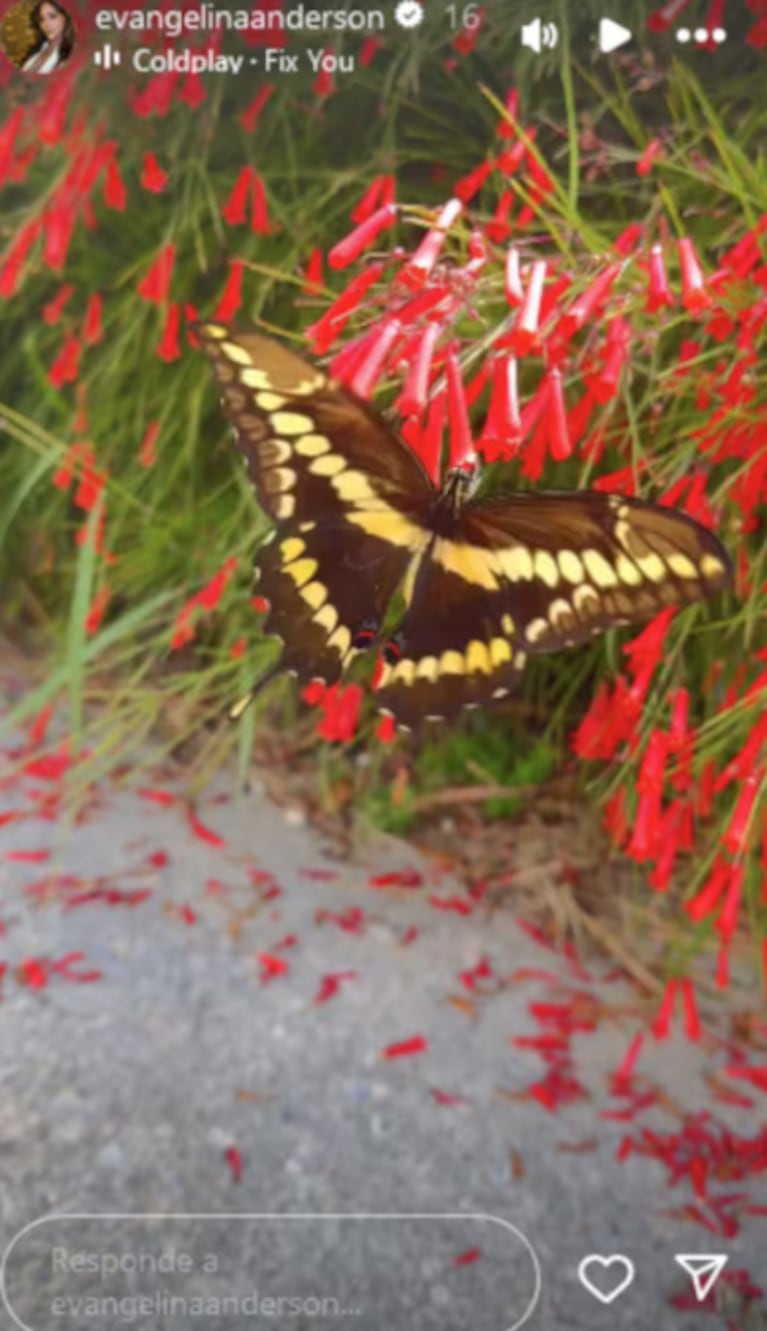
(521, 18, 559, 52)
(93, 44, 121, 69)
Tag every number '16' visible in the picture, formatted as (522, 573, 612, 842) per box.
(446, 4, 482, 30)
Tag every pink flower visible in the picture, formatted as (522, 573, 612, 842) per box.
(327, 204, 397, 270)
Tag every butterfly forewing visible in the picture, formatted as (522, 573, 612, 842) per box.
(195, 321, 435, 687)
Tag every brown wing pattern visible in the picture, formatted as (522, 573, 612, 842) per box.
(196, 323, 732, 731)
(374, 491, 732, 729)
(194, 322, 435, 525)
(195, 321, 435, 689)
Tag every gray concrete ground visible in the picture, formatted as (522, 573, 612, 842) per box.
(0, 661, 764, 1331)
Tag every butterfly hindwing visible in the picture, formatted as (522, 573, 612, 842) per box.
(374, 491, 732, 728)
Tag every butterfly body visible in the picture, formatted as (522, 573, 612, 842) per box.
(196, 322, 732, 731)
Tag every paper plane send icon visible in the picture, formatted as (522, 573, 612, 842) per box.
(599, 18, 632, 52)
(674, 1254, 729, 1302)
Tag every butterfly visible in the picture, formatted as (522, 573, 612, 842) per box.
(195, 322, 732, 732)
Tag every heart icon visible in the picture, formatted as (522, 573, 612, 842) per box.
(577, 1254, 636, 1304)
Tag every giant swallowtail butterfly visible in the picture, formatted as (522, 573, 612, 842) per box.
(196, 322, 732, 732)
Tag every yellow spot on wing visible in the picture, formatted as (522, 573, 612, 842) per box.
(495, 546, 534, 582)
(328, 626, 351, 657)
(271, 411, 314, 436)
(313, 603, 339, 635)
(392, 659, 417, 685)
(285, 558, 317, 588)
(241, 368, 270, 389)
(308, 453, 347, 477)
(440, 650, 465, 675)
(256, 391, 287, 411)
(294, 434, 332, 457)
(533, 550, 559, 588)
(280, 537, 305, 563)
(301, 581, 327, 611)
(466, 640, 491, 673)
(615, 554, 643, 586)
(558, 551, 584, 584)
(583, 548, 618, 588)
(501, 613, 515, 635)
(668, 552, 698, 579)
(701, 553, 725, 579)
(433, 539, 499, 591)
(416, 656, 439, 681)
(331, 469, 378, 504)
(490, 637, 512, 666)
(275, 495, 295, 520)
(222, 341, 252, 365)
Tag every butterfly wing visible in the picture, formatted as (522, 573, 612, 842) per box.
(375, 490, 732, 729)
(195, 322, 436, 688)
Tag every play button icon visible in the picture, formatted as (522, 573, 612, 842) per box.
(599, 18, 633, 52)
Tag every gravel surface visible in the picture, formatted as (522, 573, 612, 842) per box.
(0, 659, 764, 1331)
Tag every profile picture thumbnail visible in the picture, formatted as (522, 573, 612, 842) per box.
(1, 0, 75, 75)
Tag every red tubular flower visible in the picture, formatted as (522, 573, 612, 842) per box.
(685, 855, 733, 923)
(156, 302, 182, 362)
(644, 247, 673, 314)
(83, 293, 103, 345)
(678, 236, 711, 311)
(42, 205, 76, 272)
(652, 979, 678, 1040)
(250, 173, 271, 235)
(636, 138, 663, 176)
(545, 367, 572, 460)
(85, 586, 111, 635)
(680, 979, 701, 1041)
(214, 260, 244, 321)
(103, 156, 127, 210)
(558, 263, 621, 341)
(478, 354, 521, 460)
(627, 787, 662, 861)
(454, 158, 494, 203)
(138, 421, 160, 468)
(48, 332, 81, 387)
(446, 347, 476, 471)
(497, 86, 519, 138)
(622, 609, 674, 686)
(179, 71, 205, 109)
(486, 190, 514, 244)
(327, 203, 397, 270)
(239, 84, 274, 132)
(312, 47, 335, 97)
(723, 774, 762, 855)
(221, 166, 253, 226)
(716, 863, 744, 941)
(305, 261, 384, 352)
(302, 246, 324, 294)
(348, 317, 402, 398)
(351, 174, 390, 223)
(43, 283, 74, 325)
(397, 198, 463, 291)
(614, 222, 644, 255)
(647, 0, 693, 31)
(130, 70, 179, 118)
(0, 107, 24, 184)
(589, 316, 629, 403)
(137, 243, 175, 303)
(510, 259, 546, 354)
(648, 800, 687, 890)
(504, 245, 524, 305)
(140, 152, 168, 193)
(394, 323, 439, 417)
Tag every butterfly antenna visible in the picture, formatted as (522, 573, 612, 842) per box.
(228, 661, 283, 722)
